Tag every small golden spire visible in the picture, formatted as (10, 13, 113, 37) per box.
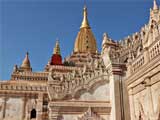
(21, 52, 31, 69)
(153, 0, 158, 10)
(80, 5, 90, 28)
(53, 40, 61, 55)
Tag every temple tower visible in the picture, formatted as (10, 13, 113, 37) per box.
(19, 52, 32, 71)
(74, 5, 97, 54)
(50, 41, 62, 65)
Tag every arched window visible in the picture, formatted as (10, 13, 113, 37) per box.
(30, 109, 36, 119)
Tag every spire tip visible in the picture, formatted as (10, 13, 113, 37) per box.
(153, 0, 158, 10)
(80, 2, 90, 28)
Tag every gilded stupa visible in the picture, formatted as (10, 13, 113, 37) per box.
(74, 5, 97, 53)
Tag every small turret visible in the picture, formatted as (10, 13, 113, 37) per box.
(13, 65, 18, 73)
(102, 33, 110, 46)
(53, 40, 61, 55)
(20, 52, 32, 71)
(50, 41, 63, 65)
(101, 33, 116, 54)
(150, 0, 160, 23)
(153, 0, 158, 10)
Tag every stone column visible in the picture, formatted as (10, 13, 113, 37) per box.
(110, 64, 131, 120)
(36, 93, 43, 120)
(126, 52, 133, 77)
(0, 97, 7, 120)
(126, 62, 132, 77)
(143, 47, 150, 64)
(26, 103, 30, 120)
(21, 97, 27, 120)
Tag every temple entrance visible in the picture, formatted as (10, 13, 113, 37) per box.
(30, 109, 36, 119)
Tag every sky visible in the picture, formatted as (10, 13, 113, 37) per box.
(0, 0, 158, 80)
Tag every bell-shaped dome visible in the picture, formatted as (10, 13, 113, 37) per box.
(74, 5, 97, 54)
(20, 52, 32, 71)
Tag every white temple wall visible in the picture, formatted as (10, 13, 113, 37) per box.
(63, 115, 79, 120)
(0, 98, 4, 119)
(128, 70, 160, 120)
(151, 74, 160, 113)
(62, 114, 110, 120)
(3, 98, 23, 120)
(63, 115, 110, 120)
(79, 83, 110, 101)
(61, 83, 111, 120)
(133, 88, 148, 117)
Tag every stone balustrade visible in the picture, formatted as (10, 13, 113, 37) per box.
(11, 72, 48, 81)
(132, 55, 144, 72)
(129, 35, 160, 74)
(149, 37, 160, 60)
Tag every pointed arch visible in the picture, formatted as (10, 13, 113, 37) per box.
(73, 78, 108, 99)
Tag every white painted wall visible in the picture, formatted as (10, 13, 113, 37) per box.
(62, 84, 110, 120)
(79, 83, 110, 101)
(4, 98, 23, 120)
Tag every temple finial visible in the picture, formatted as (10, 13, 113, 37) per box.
(50, 40, 62, 65)
(80, 3, 90, 28)
(153, 0, 158, 10)
(53, 40, 61, 55)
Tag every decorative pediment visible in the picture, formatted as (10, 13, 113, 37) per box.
(47, 58, 110, 101)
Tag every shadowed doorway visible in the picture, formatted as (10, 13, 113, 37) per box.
(30, 109, 36, 119)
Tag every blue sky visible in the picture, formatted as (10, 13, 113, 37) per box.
(0, 0, 157, 80)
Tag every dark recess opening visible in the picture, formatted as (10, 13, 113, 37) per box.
(30, 109, 36, 119)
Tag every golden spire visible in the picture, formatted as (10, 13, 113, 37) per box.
(74, 4, 97, 53)
(153, 0, 158, 10)
(53, 40, 61, 55)
(80, 5, 90, 28)
(21, 52, 31, 69)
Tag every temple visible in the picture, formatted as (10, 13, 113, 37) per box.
(0, 1, 160, 120)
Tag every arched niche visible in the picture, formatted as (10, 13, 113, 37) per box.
(30, 109, 36, 119)
(77, 83, 110, 101)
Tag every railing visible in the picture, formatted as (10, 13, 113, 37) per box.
(131, 36, 160, 73)
(149, 38, 160, 60)
(11, 72, 48, 81)
(132, 55, 144, 72)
